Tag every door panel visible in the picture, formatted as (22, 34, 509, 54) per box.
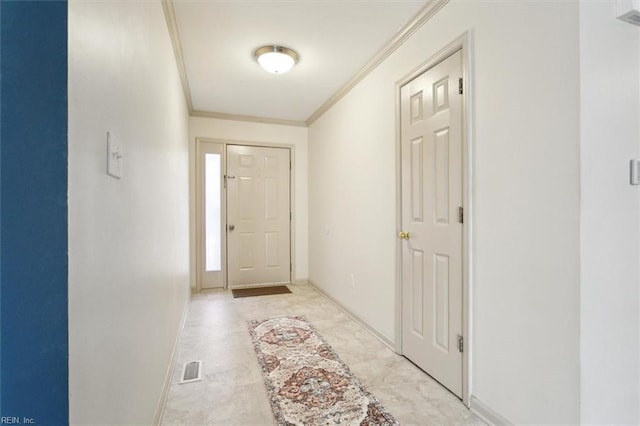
(411, 249, 424, 336)
(227, 145, 291, 288)
(400, 50, 463, 397)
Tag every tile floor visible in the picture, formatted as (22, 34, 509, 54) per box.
(161, 284, 484, 425)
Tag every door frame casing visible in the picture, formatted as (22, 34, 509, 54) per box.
(193, 137, 296, 292)
(394, 32, 472, 406)
(195, 141, 227, 290)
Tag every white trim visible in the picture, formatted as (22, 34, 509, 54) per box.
(195, 141, 227, 291)
(307, 280, 396, 351)
(470, 396, 513, 426)
(163, 0, 449, 128)
(394, 58, 404, 357)
(394, 32, 473, 406)
(305, 0, 449, 125)
(192, 110, 307, 128)
(161, 0, 194, 113)
(153, 293, 191, 425)
(193, 138, 297, 291)
(461, 32, 475, 409)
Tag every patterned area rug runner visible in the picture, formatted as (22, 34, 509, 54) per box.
(248, 315, 398, 426)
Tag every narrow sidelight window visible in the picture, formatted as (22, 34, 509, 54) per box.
(205, 153, 222, 271)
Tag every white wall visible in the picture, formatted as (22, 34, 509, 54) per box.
(308, 1, 581, 423)
(580, 2, 640, 423)
(68, 2, 191, 424)
(189, 117, 309, 287)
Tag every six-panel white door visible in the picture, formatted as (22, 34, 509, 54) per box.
(400, 50, 464, 397)
(226, 145, 291, 288)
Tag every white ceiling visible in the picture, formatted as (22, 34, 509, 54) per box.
(172, 0, 428, 123)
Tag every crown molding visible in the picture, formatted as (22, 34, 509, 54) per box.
(191, 110, 308, 128)
(305, 0, 449, 126)
(161, 0, 194, 113)
(163, 0, 448, 128)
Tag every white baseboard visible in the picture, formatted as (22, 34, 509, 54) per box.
(307, 280, 396, 351)
(153, 291, 191, 425)
(470, 395, 512, 426)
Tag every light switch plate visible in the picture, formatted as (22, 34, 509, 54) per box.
(107, 132, 123, 179)
(630, 159, 640, 185)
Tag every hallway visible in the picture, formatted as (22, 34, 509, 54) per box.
(4, 2, 639, 423)
(161, 284, 483, 425)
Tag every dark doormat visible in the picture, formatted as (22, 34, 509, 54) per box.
(231, 285, 292, 298)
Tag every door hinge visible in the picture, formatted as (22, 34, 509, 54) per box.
(290, 262, 292, 272)
(290, 211, 292, 220)
(458, 335, 464, 353)
(458, 206, 464, 224)
(458, 77, 463, 95)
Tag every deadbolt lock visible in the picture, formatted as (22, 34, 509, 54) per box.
(398, 231, 410, 240)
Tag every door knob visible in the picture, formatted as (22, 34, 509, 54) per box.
(228, 224, 235, 232)
(398, 231, 410, 240)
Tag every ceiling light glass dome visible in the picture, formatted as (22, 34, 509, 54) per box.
(254, 45, 299, 74)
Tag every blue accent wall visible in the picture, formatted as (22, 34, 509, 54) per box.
(1, 2, 69, 424)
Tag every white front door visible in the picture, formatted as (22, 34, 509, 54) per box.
(226, 145, 291, 288)
(400, 50, 464, 397)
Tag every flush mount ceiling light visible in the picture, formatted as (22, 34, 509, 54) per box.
(254, 45, 299, 75)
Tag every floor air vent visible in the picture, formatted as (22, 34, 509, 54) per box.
(618, 9, 640, 26)
(179, 360, 202, 384)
